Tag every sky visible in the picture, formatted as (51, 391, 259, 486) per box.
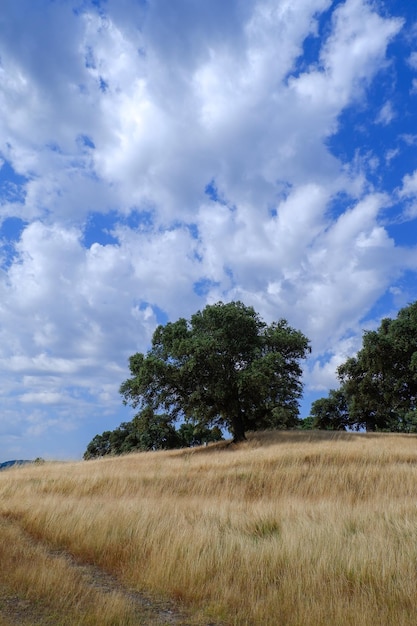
(1, 0, 417, 461)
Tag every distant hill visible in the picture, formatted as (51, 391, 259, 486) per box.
(0, 460, 32, 471)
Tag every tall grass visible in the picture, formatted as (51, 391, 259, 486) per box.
(0, 513, 146, 625)
(1, 430, 417, 625)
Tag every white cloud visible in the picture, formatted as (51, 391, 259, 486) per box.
(398, 170, 417, 217)
(408, 51, 417, 69)
(401, 134, 417, 146)
(375, 101, 395, 125)
(20, 392, 65, 405)
(307, 335, 361, 391)
(291, 0, 403, 111)
(400, 170, 417, 198)
(385, 148, 400, 164)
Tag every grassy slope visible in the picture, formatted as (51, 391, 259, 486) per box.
(1, 430, 417, 625)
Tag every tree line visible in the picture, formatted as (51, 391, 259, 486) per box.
(84, 410, 224, 459)
(84, 300, 417, 459)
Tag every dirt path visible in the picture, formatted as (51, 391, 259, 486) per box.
(0, 515, 216, 626)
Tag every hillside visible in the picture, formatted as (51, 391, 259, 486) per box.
(0, 460, 32, 471)
(1, 430, 417, 625)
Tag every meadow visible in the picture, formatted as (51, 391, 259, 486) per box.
(1, 430, 417, 625)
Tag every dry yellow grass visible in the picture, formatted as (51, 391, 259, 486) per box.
(1, 430, 417, 625)
(0, 513, 142, 625)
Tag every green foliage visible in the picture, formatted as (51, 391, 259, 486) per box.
(119, 301, 310, 442)
(176, 421, 224, 447)
(310, 389, 350, 430)
(298, 416, 316, 430)
(83, 409, 224, 459)
(83, 422, 138, 459)
(132, 407, 180, 451)
(312, 302, 417, 432)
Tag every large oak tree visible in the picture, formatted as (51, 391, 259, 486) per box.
(120, 301, 310, 442)
(310, 301, 417, 432)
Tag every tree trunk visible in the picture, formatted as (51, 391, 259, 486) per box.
(231, 409, 247, 443)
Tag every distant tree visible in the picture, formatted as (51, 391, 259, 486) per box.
(298, 416, 316, 430)
(339, 302, 417, 432)
(311, 302, 417, 432)
(177, 421, 224, 447)
(309, 389, 350, 430)
(84, 431, 113, 459)
(83, 410, 224, 459)
(83, 423, 138, 459)
(120, 301, 310, 442)
(131, 407, 181, 451)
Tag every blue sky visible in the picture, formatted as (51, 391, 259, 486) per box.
(1, 0, 417, 460)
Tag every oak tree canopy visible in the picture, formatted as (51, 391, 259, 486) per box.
(120, 301, 311, 442)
